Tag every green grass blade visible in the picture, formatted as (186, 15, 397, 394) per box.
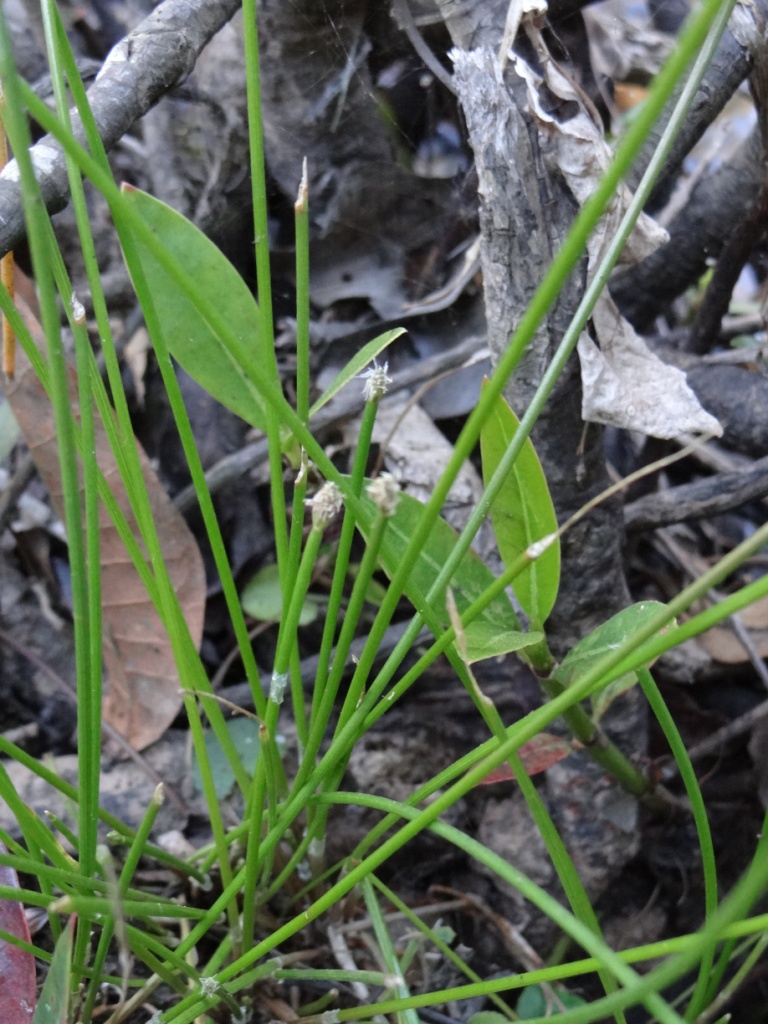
(32, 915, 74, 1024)
(308, 328, 405, 417)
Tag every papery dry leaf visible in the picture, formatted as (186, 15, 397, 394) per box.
(515, 46, 721, 439)
(577, 294, 722, 438)
(582, 1, 674, 86)
(5, 296, 205, 750)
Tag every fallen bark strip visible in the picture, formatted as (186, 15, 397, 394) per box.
(624, 454, 768, 532)
(0, 0, 240, 259)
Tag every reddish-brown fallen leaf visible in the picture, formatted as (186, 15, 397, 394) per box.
(476, 733, 572, 786)
(4, 295, 205, 750)
(0, 843, 36, 1023)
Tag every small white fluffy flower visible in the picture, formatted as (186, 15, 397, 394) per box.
(305, 481, 343, 529)
(366, 472, 400, 517)
(360, 360, 392, 402)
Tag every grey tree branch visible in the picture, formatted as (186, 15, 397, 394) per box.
(611, 126, 764, 331)
(0, 0, 241, 259)
(628, 0, 768, 204)
(446, 32, 628, 653)
(624, 455, 768, 532)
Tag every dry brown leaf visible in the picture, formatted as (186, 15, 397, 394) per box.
(699, 595, 768, 664)
(5, 296, 205, 750)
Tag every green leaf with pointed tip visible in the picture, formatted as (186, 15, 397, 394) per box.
(460, 617, 543, 662)
(309, 328, 406, 417)
(480, 383, 560, 627)
(33, 915, 74, 1024)
(554, 600, 674, 721)
(354, 486, 540, 659)
(119, 185, 269, 430)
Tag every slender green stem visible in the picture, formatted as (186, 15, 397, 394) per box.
(83, 785, 165, 1018)
(240, 0, 293, 634)
(538, 673, 662, 805)
(637, 668, 717, 1020)
(360, 876, 418, 1024)
(295, 505, 391, 864)
(241, 519, 328, 949)
(38, 10, 270, 771)
(304, 498, 384, 774)
(367, 873, 516, 1019)
(0, 20, 97, 981)
(306, 398, 380, 750)
(39, 4, 104, 932)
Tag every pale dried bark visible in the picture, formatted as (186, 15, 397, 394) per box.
(441, 22, 629, 650)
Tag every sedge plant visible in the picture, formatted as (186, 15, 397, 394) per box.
(0, 0, 767, 1023)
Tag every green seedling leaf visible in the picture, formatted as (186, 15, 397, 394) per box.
(467, 1013, 510, 1024)
(119, 186, 268, 430)
(241, 563, 321, 626)
(517, 983, 586, 1018)
(354, 486, 539, 658)
(554, 600, 674, 722)
(33, 915, 75, 1024)
(193, 717, 266, 801)
(480, 382, 560, 627)
(309, 328, 405, 417)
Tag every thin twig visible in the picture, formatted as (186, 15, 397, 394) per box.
(0, 0, 241, 258)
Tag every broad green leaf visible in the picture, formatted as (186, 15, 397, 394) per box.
(241, 563, 321, 626)
(33, 915, 74, 1024)
(480, 383, 560, 627)
(309, 328, 405, 417)
(120, 186, 268, 430)
(354, 486, 540, 658)
(554, 600, 674, 721)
